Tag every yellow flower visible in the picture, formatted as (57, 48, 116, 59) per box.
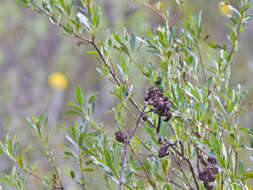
(48, 72, 68, 90)
(219, 1, 233, 16)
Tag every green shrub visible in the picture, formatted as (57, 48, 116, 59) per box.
(1, 0, 253, 189)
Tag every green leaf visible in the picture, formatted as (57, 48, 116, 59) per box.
(208, 42, 222, 49)
(146, 29, 153, 39)
(120, 56, 127, 74)
(64, 151, 77, 159)
(86, 50, 98, 54)
(241, 172, 253, 180)
(67, 102, 83, 113)
(70, 170, 75, 179)
(16, 156, 23, 168)
(16, 0, 29, 7)
(75, 86, 84, 107)
(130, 33, 136, 51)
(65, 110, 83, 117)
(83, 168, 94, 172)
(91, 156, 110, 173)
(162, 159, 169, 174)
(65, 134, 78, 149)
(88, 93, 97, 112)
(240, 127, 253, 136)
(104, 149, 112, 168)
(96, 64, 109, 78)
(77, 12, 91, 32)
(214, 95, 228, 119)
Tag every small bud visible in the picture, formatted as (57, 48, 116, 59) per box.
(77, 41, 82, 46)
(142, 115, 148, 121)
(158, 137, 162, 144)
(158, 144, 169, 158)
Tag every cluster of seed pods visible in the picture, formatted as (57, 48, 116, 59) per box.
(144, 86, 172, 122)
(199, 155, 219, 190)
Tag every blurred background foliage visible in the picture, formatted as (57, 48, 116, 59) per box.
(0, 0, 252, 189)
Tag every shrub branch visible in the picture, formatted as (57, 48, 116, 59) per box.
(119, 100, 150, 190)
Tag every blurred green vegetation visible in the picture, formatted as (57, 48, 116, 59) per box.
(0, 0, 253, 189)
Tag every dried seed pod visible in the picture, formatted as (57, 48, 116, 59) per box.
(153, 99, 159, 107)
(164, 112, 172, 122)
(199, 154, 208, 166)
(157, 100, 164, 108)
(158, 144, 169, 158)
(163, 96, 169, 101)
(165, 102, 171, 110)
(149, 100, 155, 106)
(208, 164, 218, 175)
(208, 173, 216, 182)
(207, 156, 217, 165)
(144, 95, 150, 101)
(115, 131, 127, 144)
(144, 86, 173, 132)
(204, 181, 214, 190)
(198, 152, 219, 190)
(199, 170, 206, 181)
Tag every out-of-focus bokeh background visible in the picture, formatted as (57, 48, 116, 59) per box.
(0, 0, 252, 189)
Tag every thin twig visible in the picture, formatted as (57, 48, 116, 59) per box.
(156, 115, 162, 134)
(234, 149, 238, 177)
(78, 148, 86, 188)
(226, 15, 243, 67)
(175, 156, 194, 190)
(197, 42, 206, 81)
(27, 171, 63, 189)
(207, 16, 242, 100)
(124, 104, 154, 128)
(171, 142, 200, 190)
(144, 2, 166, 20)
(129, 144, 158, 189)
(168, 178, 187, 190)
(133, 136, 155, 155)
(196, 148, 201, 173)
(168, 123, 177, 139)
(221, 171, 224, 190)
(91, 40, 121, 85)
(37, 4, 140, 111)
(90, 39, 141, 112)
(171, 168, 188, 188)
(119, 101, 150, 190)
(50, 154, 65, 190)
